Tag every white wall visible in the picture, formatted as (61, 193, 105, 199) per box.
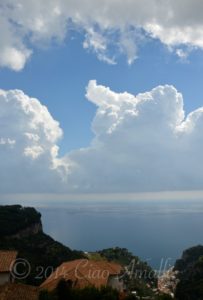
(107, 275, 124, 292)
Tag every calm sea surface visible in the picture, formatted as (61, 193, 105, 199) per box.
(2, 199, 203, 269)
(38, 199, 203, 269)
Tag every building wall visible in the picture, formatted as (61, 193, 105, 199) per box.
(0, 272, 11, 285)
(107, 275, 124, 292)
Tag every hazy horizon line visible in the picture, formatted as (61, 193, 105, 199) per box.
(1, 190, 203, 204)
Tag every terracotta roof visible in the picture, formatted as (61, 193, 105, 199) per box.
(0, 283, 38, 300)
(0, 251, 18, 273)
(41, 259, 123, 291)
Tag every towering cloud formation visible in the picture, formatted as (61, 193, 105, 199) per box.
(1, 0, 203, 70)
(1, 83, 203, 193)
(0, 89, 68, 192)
(67, 81, 203, 193)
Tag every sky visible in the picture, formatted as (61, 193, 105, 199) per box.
(1, 0, 203, 197)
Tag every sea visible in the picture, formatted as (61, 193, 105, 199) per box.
(2, 198, 203, 270)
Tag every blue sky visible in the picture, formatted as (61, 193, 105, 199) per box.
(2, 0, 203, 195)
(1, 32, 203, 155)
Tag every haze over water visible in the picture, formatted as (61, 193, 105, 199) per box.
(4, 198, 203, 270)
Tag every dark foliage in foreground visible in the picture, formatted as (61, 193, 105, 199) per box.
(39, 280, 119, 300)
(175, 245, 203, 300)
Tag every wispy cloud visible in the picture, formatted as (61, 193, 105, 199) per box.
(1, 0, 203, 70)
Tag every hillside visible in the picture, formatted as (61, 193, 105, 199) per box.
(0, 205, 84, 286)
(174, 245, 203, 299)
(0, 205, 172, 299)
(0, 205, 42, 238)
(97, 247, 159, 298)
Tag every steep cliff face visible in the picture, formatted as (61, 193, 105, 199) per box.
(0, 205, 42, 238)
(6, 221, 43, 239)
(174, 245, 203, 300)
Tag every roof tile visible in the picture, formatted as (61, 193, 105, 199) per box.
(0, 251, 18, 273)
(41, 259, 123, 291)
(0, 283, 38, 300)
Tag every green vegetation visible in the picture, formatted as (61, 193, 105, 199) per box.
(98, 247, 158, 298)
(98, 247, 136, 265)
(0, 205, 84, 286)
(39, 280, 119, 300)
(87, 252, 106, 261)
(0, 205, 41, 237)
(174, 245, 203, 299)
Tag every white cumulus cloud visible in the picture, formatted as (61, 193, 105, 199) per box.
(1, 0, 203, 70)
(0, 88, 68, 192)
(1, 83, 203, 194)
(65, 81, 203, 193)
